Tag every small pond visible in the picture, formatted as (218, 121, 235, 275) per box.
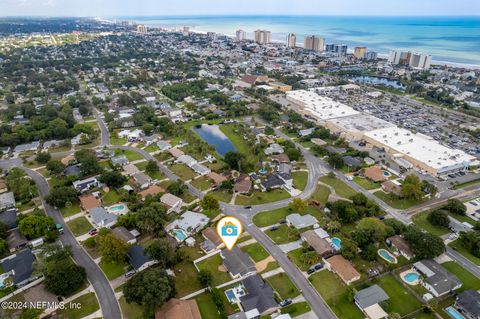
(192, 124, 237, 157)
(351, 76, 405, 90)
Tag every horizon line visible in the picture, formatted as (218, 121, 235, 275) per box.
(1, 14, 480, 18)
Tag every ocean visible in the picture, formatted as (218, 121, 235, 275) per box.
(116, 15, 480, 66)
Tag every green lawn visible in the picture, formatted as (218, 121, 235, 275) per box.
(143, 144, 159, 152)
(60, 203, 81, 217)
(374, 191, 424, 209)
(240, 242, 270, 262)
(67, 216, 93, 236)
(111, 136, 128, 146)
(292, 171, 308, 190)
(265, 272, 300, 299)
(170, 163, 197, 180)
(195, 292, 221, 319)
(448, 240, 480, 265)
(319, 176, 356, 198)
(119, 296, 143, 319)
(235, 189, 291, 205)
(134, 161, 148, 171)
(174, 259, 204, 297)
(412, 211, 449, 236)
(191, 176, 213, 191)
(309, 184, 331, 204)
(219, 124, 250, 154)
(265, 224, 300, 244)
(281, 302, 311, 317)
(207, 189, 233, 203)
(146, 170, 165, 180)
(442, 261, 480, 291)
(446, 212, 477, 225)
(287, 248, 321, 271)
(376, 275, 422, 316)
(309, 270, 363, 319)
(260, 261, 280, 274)
(196, 254, 231, 286)
(452, 178, 480, 190)
(57, 293, 99, 319)
(119, 149, 144, 161)
(101, 190, 121, 205)
(253, 207, 292, 227)
(99, 260, 126, 280)
(353, 176, 381, 190)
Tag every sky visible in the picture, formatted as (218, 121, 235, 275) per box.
(0, 0, 479, 17)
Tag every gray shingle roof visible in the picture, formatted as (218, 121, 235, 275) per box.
(240, 275, 277, 314)
(456, 290, 480, 317)
(414, 260, 462, 295)
(1, 249, 35, 285)
(221, 247, 256, 277)
(354, 284, 389, 309)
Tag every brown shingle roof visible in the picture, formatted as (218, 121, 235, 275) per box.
(387, 235, 414, 258)
(79, 194, 101, 211)
(301, 230, 334, 257)
(364, 166, 387, 182)
(202, 227, 222, 247)
(155, 299, 201, 319)
(326, 255, 360, 284)
(207, 172, 227, 185)
(138, 185, 165, 199)
(168, 148, 184, 158)
(234, 175, 251, 193)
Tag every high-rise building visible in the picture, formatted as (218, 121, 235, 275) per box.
(136, 24, 147, 34)
(325, 43, 335, 52)
(286, 33, 296, 48)
(207, 32, 217, 40)
(354, 47, 367, 59)
(364, 51, 378, 61)
(409, 52, 432, 70)
(235, 29, 246, 42)
(335, 44, 348, 55)
(304, 35, 324, 52)
(254, 30, 271, 44)
(182, 26, 190, 36)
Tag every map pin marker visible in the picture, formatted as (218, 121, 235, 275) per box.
(217, 216, 243, 250)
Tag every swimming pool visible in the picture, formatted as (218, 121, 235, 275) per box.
(404, 273, 420, 282)
(225, 289, 236, 303)
(445, 307, 466, 319)
(107, 203, 129, 214)
(383, 171, 391, 177)
(378, 249, 398, 264)
(331, 237, 342, 251)
(172, 229, 187, 242)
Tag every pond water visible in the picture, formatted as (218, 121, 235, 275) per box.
(351, 76, 405, 90)
(192, 124, 237, 157)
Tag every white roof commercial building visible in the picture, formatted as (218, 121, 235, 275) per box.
(364, 127, 478, 176)
(325, 113, 395, 142)
(286, 90, 359, 122)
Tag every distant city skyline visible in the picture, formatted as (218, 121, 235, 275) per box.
(0, 0, 479, 17)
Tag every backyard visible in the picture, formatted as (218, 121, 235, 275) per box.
(376, 274, 422, 316)
(319, 176, 356, 198)
(195, 253, 231, 286)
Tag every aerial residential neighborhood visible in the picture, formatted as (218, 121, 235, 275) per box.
(0, 6, 479, 319)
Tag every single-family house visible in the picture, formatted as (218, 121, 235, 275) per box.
(14, 141, 40, 153)
(169, 148, 184, 158)
(63, 165, 81, 177)
(271, 154, 290, 164)
(111, 155, 129, 167)
(0, 192, 16, 212)
(138, 185, 165, 200)
(207, 172, 227, 186)
(0, 209, 17, 229)
(128, 245, 157, 272)
(157, 141, 172, 151)
(165, 211, 209, 236)
(299, 128, 315, 137)
(132, 172, 152, 189)
(455, 290, 480, 319)
(201, 227, 224, 253)
(364, 166, 386, 182)
(112, 226, 137, 245)
(234, 175, 252, 194)
(261, 173, 285, 190)
(73, 177, 100, 193)
(221, 247, 256, 279)
(239, 275, 278, 316)
(1, 249, 37, 287)
(0, 179, 7, 194)
(177, 154, 197, 167)
(413, 260, 462, 297)
(90, 207, 118, 229)
(386, 235, 414, 260)
(381, 180, 402, 197)
(343, 156, 362, 169)
(160, 193, 184, 213)
(264, 143, 284, 155)
(6, 229, 27, 252)
(354, 285, 389, 319)
(301, 230, 334, 257)
(155, 298, 202, 319)
(191, 163, 211, 176)
(79, 194, 101, 212)
(325, 255, 361, 285)
(61, 154, 76, 166)
(286, 213, 317, 230)
(122, 163, 140, 176)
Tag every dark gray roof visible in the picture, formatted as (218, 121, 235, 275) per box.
(63, 165, 81, 177)
(456, 290, 480, 317)
(342, 156, 362, 167)
(240, 275, 277, 314)
(6, 228, 27, 250)
(1, 249, 35, 285)
(414, 260, 462, 295)
(0, 209, 17, 228)
(221, 247, 256, 277)
(127, 245, 152, 270)
(261, 173, 285, 189)
(354, 284, 389, 309)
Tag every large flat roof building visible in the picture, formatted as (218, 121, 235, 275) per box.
(325, 113, 395, 141)
(286, 90, 359, 121)
(364, 127, 478, 176)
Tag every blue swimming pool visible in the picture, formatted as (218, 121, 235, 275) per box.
(445, 307, 466, 319)
(404, 272, 420, 283)
(378, 249, 397, 263)
(331, 237, 342, 250)
(225, 289, 236, 303)
(383, 171, 391, 177)
(109, 204, 126, 212)
(173, 229, 187, 241)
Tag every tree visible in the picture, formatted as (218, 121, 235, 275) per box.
(286, 148, 301, 161)
(384, 219, 407, 235)
(327, 153, 344, 169)
(18, 213, 55, 240)
(74, 149, 101, 176)
(145, 160, 159, 175)
(361, 244, 377, 261)
(326, 220, 341, 233)
(35, 152, 51, 163)
(142, 123, 154, 135)
(5, 168, 37, 202)
(123, 268, 175, 317)
(44, 258, 86, 296)
(45, 186, 78, 208)
(402, 174, 423, 200)
(0, 221, 9, 239)
(201, 194, 220, 211)
(421, 180, 438, 196)
(99, 170, 127, 188)
(98, 233, 128, 263)
(327, 200, 359, 224)
(264, 126, 274, 135)
(404, 226, 445, 259)
(444, 199, 466, 216)
(427, 210, 450, 228)
(458, 231, 480, 258)
(167, 180, 187, 196)
(135, 206, 167, 234)
(145, 238, 178, 268)
(289, 198, 307, 213)
(353, 217, 389, 247)
(46, 160, 65, 175)
(197, 270, 212, 287)
(340, 238, 358, 261)
(19, 308, 42, 319)
(224, 151, 246, 171)
(0, 239, 8, 258)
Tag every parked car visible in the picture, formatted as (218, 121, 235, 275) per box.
(280, 298, 292, 307)
(269, 226, 279, 231)
(307, 267, 316, 275)
(244, 206, 252, 209)
(314, 263, 324, 270)
(55, 223, 64, 234)
(125, 270, 136, 278)
(88, 228, 98, 236)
